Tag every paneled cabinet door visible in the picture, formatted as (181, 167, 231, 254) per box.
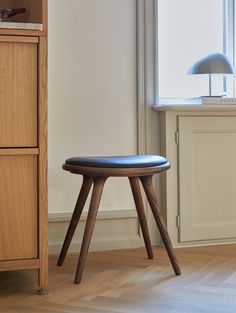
(0, 36, 38, 147)
(178, 116, 236, 242)
(0, 155, 38, 261)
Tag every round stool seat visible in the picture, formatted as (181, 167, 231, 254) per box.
(63, 155, 170, 177)
(65, 155, 168, 168)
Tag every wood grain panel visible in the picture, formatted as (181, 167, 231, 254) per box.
(0, 28, 45, 36)
(0, 35, 38, 43)
(0, 155, 38, 261)
(0, 37, 37, 147)
(0, 258, 39, 271)
(0, 148, 39, 155)
(38, 36, 48, 290)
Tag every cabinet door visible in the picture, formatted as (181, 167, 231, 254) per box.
(0, 155, 38, 260)
(0, 36, 38, 147)
(178, 116, 236, 242)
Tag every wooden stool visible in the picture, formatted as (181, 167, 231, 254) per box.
(57, 155, 181, 283)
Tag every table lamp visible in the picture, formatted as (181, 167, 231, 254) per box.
(187, 53, 234, 96)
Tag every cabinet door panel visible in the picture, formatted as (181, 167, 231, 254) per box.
(179, 116, 236, 242)
(0, 155, 38, 260)
(0, 37, 37, 147)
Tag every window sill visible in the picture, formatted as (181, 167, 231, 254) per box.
(153, 98, 236, 112)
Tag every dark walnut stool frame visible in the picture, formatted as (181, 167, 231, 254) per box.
(57, 155, 181, 284)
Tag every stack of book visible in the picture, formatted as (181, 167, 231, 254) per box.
(201, 97, 236, 104)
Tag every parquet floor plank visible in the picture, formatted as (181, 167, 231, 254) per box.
(1, 245, 236, 312)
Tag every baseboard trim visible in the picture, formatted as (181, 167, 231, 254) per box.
(49, 236, 142, 255)
(174, 238, 236, 249)
(48, 209, 143, 254)
(48, 208, 138, 223)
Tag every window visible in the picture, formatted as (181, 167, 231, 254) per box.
(157, 0, 235, 100)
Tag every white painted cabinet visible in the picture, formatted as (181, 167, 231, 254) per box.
(154, 103, 236, 247)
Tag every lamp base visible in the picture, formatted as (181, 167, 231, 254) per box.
(200, 95, 225, 98)
(189, 95, 225, 101)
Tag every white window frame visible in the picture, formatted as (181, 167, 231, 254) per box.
(137, 0, 160, 244)
(137, 0, 236, 153)
(224, 0, 235, 63)
(137, 0, 158, 154)
(137, 0, 236, 243)
(224, 0, 236, 95)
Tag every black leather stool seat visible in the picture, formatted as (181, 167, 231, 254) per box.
(65, 155, 168, 168)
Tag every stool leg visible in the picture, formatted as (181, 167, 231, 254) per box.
(75, 176, 107, 284)
(57, 176, 93, 266)
(129, 177, 153, 259)
(140, 175, 181, 276)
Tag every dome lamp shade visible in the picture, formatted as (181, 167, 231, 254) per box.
(188, 53, 234, 96)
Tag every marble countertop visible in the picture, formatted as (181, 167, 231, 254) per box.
(0, 22, 43, 30)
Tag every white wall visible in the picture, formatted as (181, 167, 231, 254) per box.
(48, 0, 137, 217)
(48, 0, 139, 253)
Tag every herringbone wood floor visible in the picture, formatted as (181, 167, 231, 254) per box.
(1, 245, 236, 313)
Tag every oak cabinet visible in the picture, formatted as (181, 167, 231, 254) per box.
(154, 103, 236, 248)
(0, 0, 48, 293)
